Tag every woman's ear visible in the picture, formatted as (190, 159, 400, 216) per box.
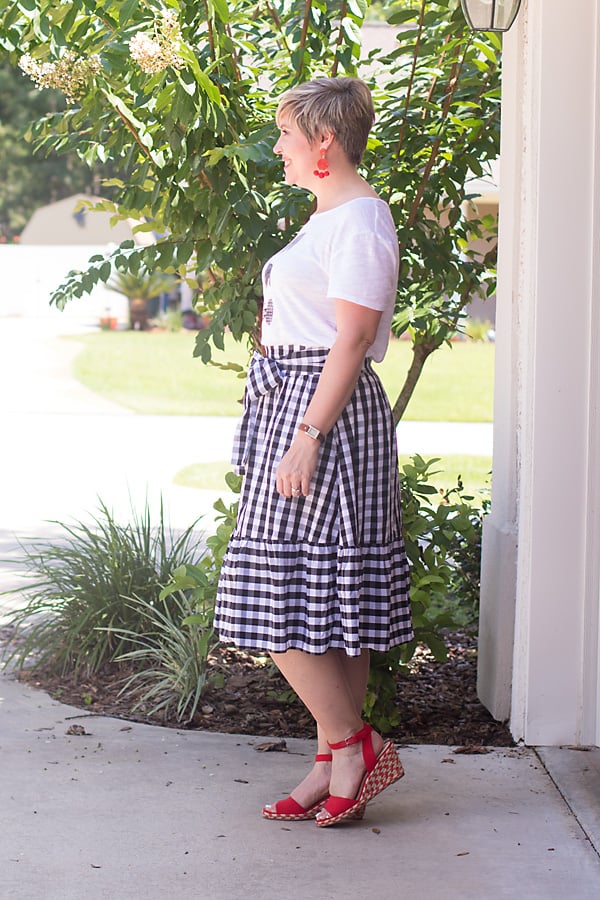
(319, 131, 335, 152)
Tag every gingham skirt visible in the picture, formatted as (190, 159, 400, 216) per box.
(213, 346, 413, 656)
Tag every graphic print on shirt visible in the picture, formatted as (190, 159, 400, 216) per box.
(262, 231, 306, 329)
(263, 262, 274, 324)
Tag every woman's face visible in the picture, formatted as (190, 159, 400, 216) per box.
(273, 115, 316, 189)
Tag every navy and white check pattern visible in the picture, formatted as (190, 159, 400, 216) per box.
(214, 346, 413, 656)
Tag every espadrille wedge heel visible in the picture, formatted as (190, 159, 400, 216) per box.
(315, 723, 404, 827)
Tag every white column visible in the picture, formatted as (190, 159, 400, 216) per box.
(476, 17, 521, 722)
(585, 3, 600, 748)
(478, 0, 600, 746)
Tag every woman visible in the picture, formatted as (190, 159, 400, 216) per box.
(214, 76, 413, 827)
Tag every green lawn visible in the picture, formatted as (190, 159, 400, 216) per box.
(71, 331, 494, 422)
(376, 339, 494, 422)
(71, 331, 248, 416)
(175, 453, 492, 498)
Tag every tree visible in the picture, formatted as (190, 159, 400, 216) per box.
(0, 59, 121, 240)
(0, 1, 500, 420)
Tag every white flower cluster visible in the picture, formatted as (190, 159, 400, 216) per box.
(19, 50, 102, 103)
(129, 10, 185, 74)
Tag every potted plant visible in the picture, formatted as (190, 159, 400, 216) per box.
(99, 308, 119, 330)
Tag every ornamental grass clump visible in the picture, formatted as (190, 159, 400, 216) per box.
(114, 568, 221, 724)
(2, 498, 203, 676)
(113, 476, 241, 724)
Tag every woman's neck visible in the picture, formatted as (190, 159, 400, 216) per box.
(312, 169, 378, 214)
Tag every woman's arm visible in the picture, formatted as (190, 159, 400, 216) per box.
(275, 298, 383, 498)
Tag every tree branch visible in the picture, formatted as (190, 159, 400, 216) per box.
(114, 109, 153, 162)
(399, 37, 470, 253)
(394, 0, 426, 162)
(331, 0, 348, 78)
(391, 339, 438, 425)
(202, 0, 216, 62)
(297, 0, 312, 78)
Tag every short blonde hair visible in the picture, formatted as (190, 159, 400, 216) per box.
(276, 76, 375, 166)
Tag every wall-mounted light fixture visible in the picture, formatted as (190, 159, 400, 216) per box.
(460, 0, 522, 32)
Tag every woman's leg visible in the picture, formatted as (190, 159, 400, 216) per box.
(337, 648, 370, 715)
(312, 648, 370, 745)
(272, 649, 362, 739)
(265, 648, 383, 810)
(265, 650, 369, 811)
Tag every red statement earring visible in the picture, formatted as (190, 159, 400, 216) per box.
(313, 149, 330, 179)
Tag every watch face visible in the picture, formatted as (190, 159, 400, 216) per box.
(300, 424, 322, 442)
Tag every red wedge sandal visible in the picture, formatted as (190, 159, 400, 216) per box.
(315, 723, 404, 827)
(262, 753, 332, 821)
(262, 753, 366, 822)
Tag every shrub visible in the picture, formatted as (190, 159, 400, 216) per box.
(113, 473, 241, 722)
(2, 466, 486, 734)
(113, 582, 221, 725)
(2, 498, 203, 675)
(446, 494, 490, 626)
(364, 455, 488, 731)
(138, 464, 486, 731)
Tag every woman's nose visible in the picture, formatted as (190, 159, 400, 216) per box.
(273, 138, 282, 155)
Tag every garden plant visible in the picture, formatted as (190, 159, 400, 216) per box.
(3, 498, 204, 676)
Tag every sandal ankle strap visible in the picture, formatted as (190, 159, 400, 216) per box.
(315, 753, 333, 762)
(327, 723, 373, 751)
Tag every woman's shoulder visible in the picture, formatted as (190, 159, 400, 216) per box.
(313, 196, 394, 232)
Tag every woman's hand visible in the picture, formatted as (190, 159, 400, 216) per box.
(276, 433, 320, 498)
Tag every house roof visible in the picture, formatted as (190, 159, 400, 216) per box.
(20, 194, 156, 247)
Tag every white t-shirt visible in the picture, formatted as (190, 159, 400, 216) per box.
(260, 196, 399, 362)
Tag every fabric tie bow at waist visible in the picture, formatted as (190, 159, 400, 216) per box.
(246, 351, 286, 400)
(231, 352, 286, 472)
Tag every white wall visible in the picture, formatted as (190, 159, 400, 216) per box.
(0, 245, 128, 324)
(479, 0, 600, 746)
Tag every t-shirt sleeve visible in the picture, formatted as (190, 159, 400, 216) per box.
(326, 220, 399, 312)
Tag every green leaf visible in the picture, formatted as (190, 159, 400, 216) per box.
(346, 0, 367, 18)
(387, 8, 419, 25)
(178, 46, 221, 106)
(341, 16, 361, 44)
(211, 0, 230, 24)
(119, 0, 139, 27)
(99, 261, 112, 282)
(422, 634, 449, 662)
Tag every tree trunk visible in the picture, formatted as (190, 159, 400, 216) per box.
(391, 340, 438, 425)
(129, 297, 149, 330)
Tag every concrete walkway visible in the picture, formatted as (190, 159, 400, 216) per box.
(1, 315, 599, 898)
(1, 675, 599, 900)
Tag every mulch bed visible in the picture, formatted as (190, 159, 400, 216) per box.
(3, 625, 514, 746)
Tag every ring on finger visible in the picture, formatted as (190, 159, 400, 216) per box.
(291, 486, 301, 495)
